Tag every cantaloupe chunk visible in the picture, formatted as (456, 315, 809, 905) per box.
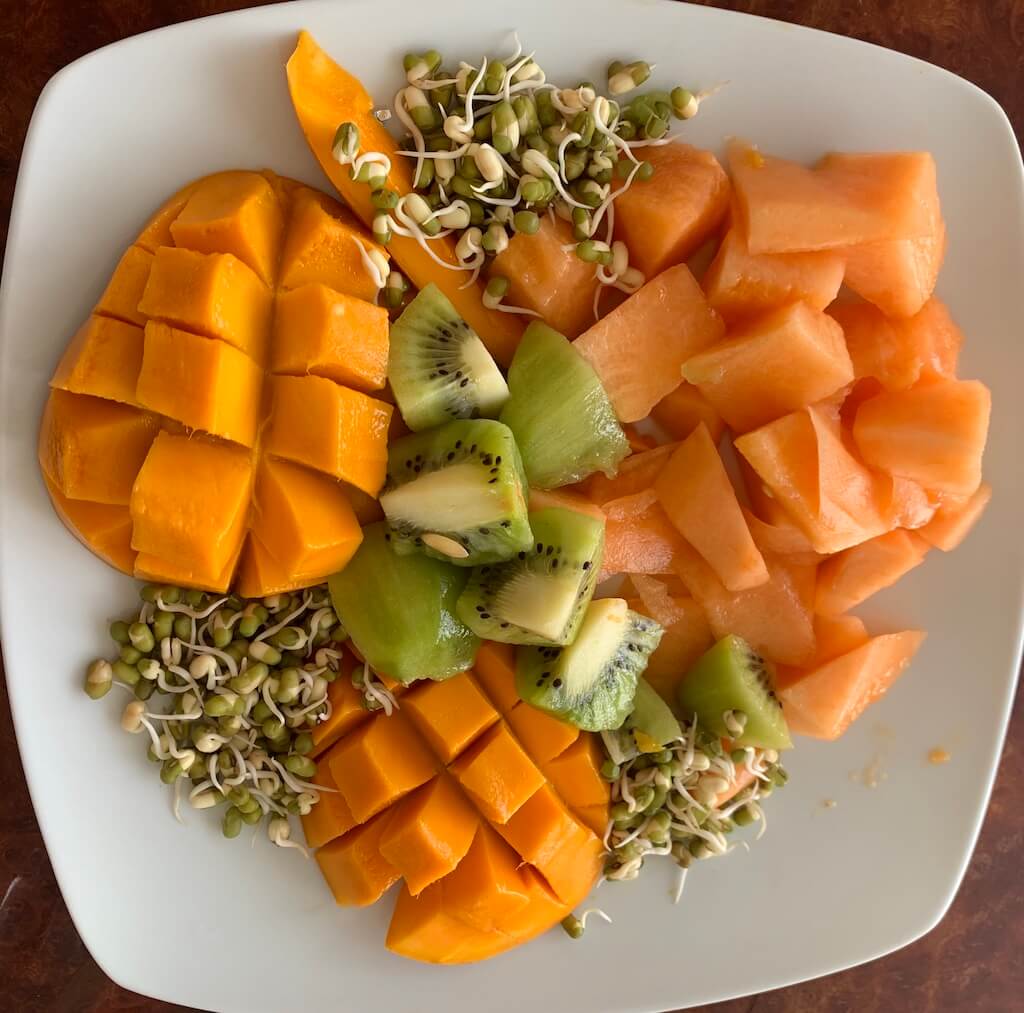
(601, 489, 687, 576)
(621, 423, 659, 452)
(94, 245, 153, 327)
(735, 406, 889, 554)
(42, 476, 136, 574)
(527, 487, 606, 523)
(918, 482, 993, 551)
(250, 456, 362, 580)
(742, 508, 821, 564)
(170, 170, 285, 286)
(300, 763, 357, 848)
(853, 380, 990, 496)
(286, 31, 524, 365)
(135, 321, 264, 447)
(272, 282, 389, 392)
(471, 641, 519, 714)
(574, 264, 724, 422)
(506, 702, 580, 765)
(137, 246, 273, 365)
(50, 316, 145, 406)
(584, 443, 677, 505)
(328, 711, 436, 823)
(263, 374, 392, 496)
(491, 216, 599, 339)
(730, 141, 938, 254)
(129, 432, 252, 577)
(702, 229, 845, 321)
(613, 142, 731, 277)
(401, 672, 501, 764)
(811, 614, 871, 666)
(450, 723, 545, 824)
(378, 775, 480, 896)
(873, 474, 937, 531)
(39, 390, 160, 505)
(315, 811, 401, 907)
(655, 424, 768, 591)
(540, 735, 609, 812)
(650, 382, 725, 443)
(816, 529, 929, 615)
(683, 302, 854, 433)
(780, 630, 926, 739)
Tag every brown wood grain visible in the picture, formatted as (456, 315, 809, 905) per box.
(0, 2, 1021, 1011)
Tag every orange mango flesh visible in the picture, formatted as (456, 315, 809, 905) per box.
(682, 301, 854, 433)
(300, 763, 358, 849)
(574, 263, 724, 422)
(470, 641, 520, 714)
(315, 811, 402, 907)
(40, 169, 393, 593)
(654, 424, 769, 592)
(401, 672, 501, 764)
(540, 735, 610, 811)
(918, 482, 992, 552)
(42, 476, 136, 573)
(613, 141, 731, 278)
(506, 701, 580, 765)
(309, 652, 372, 758)
(285, 30, 523, 364)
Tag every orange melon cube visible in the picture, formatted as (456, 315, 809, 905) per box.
(300, 763, 357, 848)
(137, 246, 273, 364)
(816, 529, 929, 616)
(39, 390, 160, 505)
(263, 374, 392, 496)
(780, 630, 926, 739)
(682, 301, 854, 433)
(50, 315, 145, 406)
(584, 443, 677, 505)
(702, 229, 845, 321)
(278, 188, 387, 302)
(853, 380, 991, 496)
(386, 882, 503, 964)
(250, 456, 363, 578)
(310, 652, 369, 757)
(626, 594, 713, 703)
(613, 142, 731, 278)
(170, 170, 285, 285)
(491, 215, 600, 339)
(328, 711, 436, 824)
(776, 613, 872, 689)
(506, 701, 580, 765)
(378, 775, 481, 896)
(471, 641, 520, 714)
(655, 424, 769, 591)
(541, 734, 609, 811)
(574, 264, 724, 422)
(918, 482, 993, 552)
(450, 722, 545, 824)
(401, 672, 501, 764)
(42, 476, 136, 574)
(272, 283, 389, 392)
(94, 245, 153, 327)
(528, 487, 606, 524)
(601, 490, 688, 577)
(315, 811, 401, 907)
(742, 507, 821, 564)
(135, 321, 263, 446)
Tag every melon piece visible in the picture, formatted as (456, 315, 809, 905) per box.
(729, 141, 938, 254)
(682, 302, 854, 433)
(574, 264, 723, 422)
(815, 529, 929, 615)
(601, 490, 687, 576)
(491, 215, 600, 339)
(613, 142, 731, 278)
(780, 630, 926, 739)
(654, 424, 769, 591)
(873, 474, 938, 531)
(918, 482, 993, 551)
(742, 508, 820, 565)
(852, 380, 991, 496)
(775, 613, 871, 690)
(527, 487, 606, 523)
(650, 382, 725, 443)
(584, 443, 677, 505)
(735, 406, 890, 554)
(702, 229, 845, 321)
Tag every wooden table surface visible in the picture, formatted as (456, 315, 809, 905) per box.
(1, 1, 1022, 1010)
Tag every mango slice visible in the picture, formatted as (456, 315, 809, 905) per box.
(95, 246, 153, 327)
(401, 672, 501, 764)
(451, 723, 546, 824)
(50, 316, 145, 406)
(315, 811, 401, 907)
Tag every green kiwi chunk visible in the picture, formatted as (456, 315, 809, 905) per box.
(624, 678, 682, 750)
(388, 283, 509, 431)
(499, 321, 629, 489)
(328, 523, 479, 684)
(515, 598, 664, 731)
(677, 635, 792, 750)
(455, 506, 604, 644)
(380, 419, 532, 566)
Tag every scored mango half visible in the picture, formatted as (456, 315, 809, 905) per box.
(303, 642, 607, 963)
(39, 170, 394, 594)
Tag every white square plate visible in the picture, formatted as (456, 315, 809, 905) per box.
(2, 1, 1022, 1010)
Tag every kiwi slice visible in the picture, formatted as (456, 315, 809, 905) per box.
(388, 283, 509, 431)
(455, 506, 604, 645)
(624, 678, 683, 751)
(499, 321, 629, 489)
(677, 635, 792, 750)
(516, 598, 664, 731)
(328, 523, 479, 684)
(380, 419, 532, 566)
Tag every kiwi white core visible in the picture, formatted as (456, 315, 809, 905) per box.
(461, 334, 510, 416)
(493, 569, 581, 641)
(557, 598, 629, 700)
(380, 463, 507, 532)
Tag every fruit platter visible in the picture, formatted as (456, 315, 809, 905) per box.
(2, 2, 1022, 1011)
